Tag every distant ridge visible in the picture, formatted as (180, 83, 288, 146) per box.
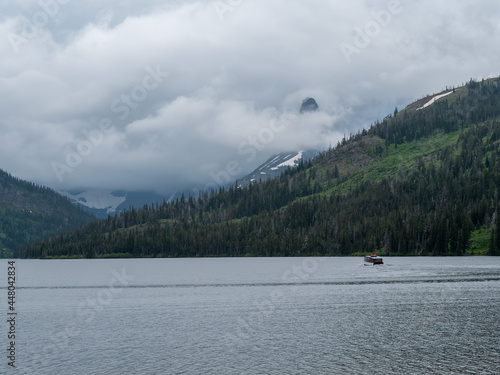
(62, 189, 166, 218)
(21, 77, 500, 259)
(0, 169, 95, 257)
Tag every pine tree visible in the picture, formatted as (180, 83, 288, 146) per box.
(489, 227, 496, 256)
(334, 164, 339, 178)
(496, 209, 500, 254)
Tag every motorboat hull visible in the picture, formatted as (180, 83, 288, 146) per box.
(364, 255, 383, 265)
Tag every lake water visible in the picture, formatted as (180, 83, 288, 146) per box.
(1, 257, 500, 374)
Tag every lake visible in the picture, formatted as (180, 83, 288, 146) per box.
(1, 257, 500, 374)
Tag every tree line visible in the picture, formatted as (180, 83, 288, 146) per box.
(21, 78, 500, 258)
(0, 170, 95, 257)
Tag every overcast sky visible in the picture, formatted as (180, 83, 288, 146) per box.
(0, 0, 499, 195)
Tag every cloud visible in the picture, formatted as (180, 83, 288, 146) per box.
(0, 0, 499, 194)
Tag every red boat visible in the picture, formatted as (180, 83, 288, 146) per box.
(364, 254, 383, 265)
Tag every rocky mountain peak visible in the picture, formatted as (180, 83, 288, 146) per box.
(300, 97, 319, 113)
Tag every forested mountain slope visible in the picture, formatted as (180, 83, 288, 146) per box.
(0, 170, 95, 257)
(21, 78, 500, 258)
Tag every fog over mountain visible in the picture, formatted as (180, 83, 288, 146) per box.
(0, 0, 498, 194)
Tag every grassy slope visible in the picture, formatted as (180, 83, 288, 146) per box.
(113, 117, 494, 256)
(327, 131, 460, 195)
(296, 122, 492, 254)
(35, 79, 498, 258)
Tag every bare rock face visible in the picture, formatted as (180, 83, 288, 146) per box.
(300, 97, 319, 113)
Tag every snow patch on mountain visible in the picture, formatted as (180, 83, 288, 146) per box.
(63, 190, 127, 214)
(417, 91, 453, 111)
(238, 149, 318, 186)
(259, 155, 281, 171)
(271, 150, 304, 170)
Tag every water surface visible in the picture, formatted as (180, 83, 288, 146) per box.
(1, 257, 499, 374)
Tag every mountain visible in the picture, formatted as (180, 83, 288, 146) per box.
(62, 189, 168, 218)
(238, 97, 321, 185)
(238, 150, 319, 186)
(63, 97, 323, 215)
(21, 77, 500, 259)
(300, 97, 319, 113)
(0, 170, 95, 257)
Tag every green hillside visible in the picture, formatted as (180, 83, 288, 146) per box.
(21, 77, 500, 259)
(0, 170, 95, 257)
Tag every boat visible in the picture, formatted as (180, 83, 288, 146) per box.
(364, 254, 383, 265)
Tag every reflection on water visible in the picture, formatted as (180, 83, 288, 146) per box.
(2, 257, 499, 374)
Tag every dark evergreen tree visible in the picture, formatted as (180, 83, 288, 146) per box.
(19, 77, 500, 259)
